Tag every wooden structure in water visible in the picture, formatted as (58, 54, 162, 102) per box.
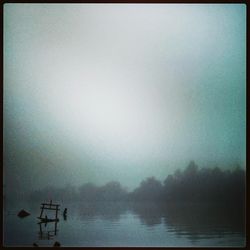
(38, 221, 58, 240)
(37, 200, 61, 241)
(37, 200, 60, 222)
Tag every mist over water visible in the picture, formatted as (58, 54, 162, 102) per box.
(3, 3, 246, 247)
(4, 163, 246, 246)
(4, 200, 245, 247)
(4, 4, 246, 196)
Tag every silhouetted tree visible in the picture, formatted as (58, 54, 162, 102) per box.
(29, 161, 245, 206)
(130, 177, 163, 201)
(163, 161, 245, 204)
(99, 181, 128, 201)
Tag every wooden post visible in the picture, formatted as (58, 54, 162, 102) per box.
(39, 204, 44, 218)
(55, 205, 59, 219)
(39, 201, 60, 220)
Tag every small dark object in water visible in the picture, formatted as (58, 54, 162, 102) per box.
(17, 209, 30, 218)
(63, 208, 67, 220)
(63, 214, 67, 221)
(53, 241, 61, 247)
(33, 242, 39, 247)
(63, 208, 67, 216)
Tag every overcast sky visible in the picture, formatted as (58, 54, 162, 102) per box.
(4, 4, 246, 194)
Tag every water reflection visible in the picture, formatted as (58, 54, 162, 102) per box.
(77, 202, 128, 222)
(162, 202, 245, 241)
(37, 221, 59, 240)
(130, 202, 162, 227)
(76, 201, 245, 243)
(4, 201, 245, 246)
(131, 202, 244, 241)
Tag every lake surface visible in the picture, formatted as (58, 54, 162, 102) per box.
(4, 201, 245, 247)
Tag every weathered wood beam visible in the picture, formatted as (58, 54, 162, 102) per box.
(40, 207, 60, 211)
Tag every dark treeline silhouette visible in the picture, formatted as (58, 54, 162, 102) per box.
(162, 161, 245, 203)
(29, 181, 128, 203)
(129, 161, 245, 204)
(28, 161, 245, 205)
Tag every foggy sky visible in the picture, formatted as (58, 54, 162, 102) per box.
(4, 4, 246, 194)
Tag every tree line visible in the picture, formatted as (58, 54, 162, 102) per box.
(29, 161, 245, 204)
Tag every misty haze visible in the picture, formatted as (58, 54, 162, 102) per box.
(3, 3, 246, 247)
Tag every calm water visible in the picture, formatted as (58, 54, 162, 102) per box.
(4, 201, 245, 247)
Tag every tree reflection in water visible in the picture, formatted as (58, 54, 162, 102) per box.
(77, 202, 128, 222)
(76, 201, 245, 243)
